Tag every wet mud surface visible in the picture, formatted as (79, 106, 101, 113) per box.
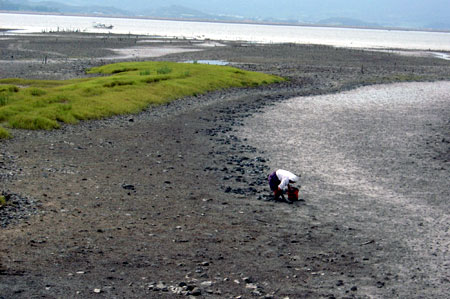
(237, 82, 450, 298)
(0, 32, 449, 298)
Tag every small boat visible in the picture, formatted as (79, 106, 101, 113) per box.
(93, 22, 113, 29)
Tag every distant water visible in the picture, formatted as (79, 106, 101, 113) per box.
(1, 12, 450, 51)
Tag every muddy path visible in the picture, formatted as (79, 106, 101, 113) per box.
(1, 33, 450, 298)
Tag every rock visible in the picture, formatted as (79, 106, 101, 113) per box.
(200, 280, 213, 287)
(170, 286, 183, 295)
(242, 276, 254, 283)
(251, 289, 263, 296)
(121, 184, 135, 190)
(190, 287, 202, 296)
(93, 288, 101, 293)
(156, 281, 168, 292)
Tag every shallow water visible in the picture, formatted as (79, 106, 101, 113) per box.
(183, 60, 229, 65)
(105, 47, 201, 59)
(237, 81, 450, 296)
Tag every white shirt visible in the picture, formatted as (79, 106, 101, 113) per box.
(276, 169, 299, 190)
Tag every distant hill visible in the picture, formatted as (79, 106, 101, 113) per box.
(0, 0, 130, 16)
(318, 17, 380, 28)
(143, 5, 213, 20)
(424, 21, 450, 31)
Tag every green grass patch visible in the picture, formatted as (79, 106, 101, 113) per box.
(0, 94, 9, 106)
(111, 67, 138, 74)
(139, 70, 151, 76)
(29, 88, 47, 96)
(157, 66, 172, 75)
(0, 85, 19, 93)
(0, 126, 11, 139)
(0, 61, 284, 139)
(0, 195, 7, 208)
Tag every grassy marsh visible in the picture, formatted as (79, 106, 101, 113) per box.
(0, 61, 283, 138)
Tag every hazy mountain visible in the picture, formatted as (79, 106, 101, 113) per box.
(0, 0, 130, 16)
(143, 5, 215, 20)
(318, 18, 381, 29)
(3, 0, 450, 30)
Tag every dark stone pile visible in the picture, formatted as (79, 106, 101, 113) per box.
(0, 192, 40, 228)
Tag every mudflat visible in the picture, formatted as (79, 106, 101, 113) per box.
(1, 32, 449, 298)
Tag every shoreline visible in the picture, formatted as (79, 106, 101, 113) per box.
(2, 14, 450, 53)
(1, 32, 450, 298)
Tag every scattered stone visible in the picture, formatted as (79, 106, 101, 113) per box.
(0, 192, 40, 228)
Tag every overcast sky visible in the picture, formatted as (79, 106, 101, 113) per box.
(47, 0, 450, 28)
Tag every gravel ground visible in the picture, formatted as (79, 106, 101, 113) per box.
(0, 32, 449, 298)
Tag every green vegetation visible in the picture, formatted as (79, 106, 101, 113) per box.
(0, 195, 6, 208)
(0, 61, 283, 138)
(0, 126, 11, 139)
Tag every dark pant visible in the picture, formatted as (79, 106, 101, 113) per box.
(268, 171, 280, 192)
(268, 171, 283, 200)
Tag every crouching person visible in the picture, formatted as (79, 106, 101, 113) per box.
(268, 169, 300, 203)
